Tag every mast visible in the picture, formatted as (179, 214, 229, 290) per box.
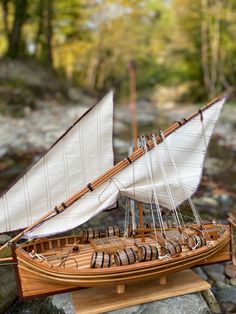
(128, 61, 145, 242)
(128, 61, 138, 151)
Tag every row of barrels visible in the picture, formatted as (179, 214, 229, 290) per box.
(82, 226, 121, 243)
(91, 234, 206, 269)
(81, 222, 177, 243)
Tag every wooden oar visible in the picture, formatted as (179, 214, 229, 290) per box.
(0, 91, 230, 251)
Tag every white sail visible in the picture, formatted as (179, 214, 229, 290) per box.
(0, 92, 114, 233)
(27, 96, 225, 239)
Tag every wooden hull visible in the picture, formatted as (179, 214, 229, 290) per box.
(15, 226, 231, 299)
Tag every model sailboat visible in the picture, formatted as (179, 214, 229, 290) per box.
(0, 92, 232, 299)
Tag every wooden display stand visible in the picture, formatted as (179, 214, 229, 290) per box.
(72, 269, 210, 314)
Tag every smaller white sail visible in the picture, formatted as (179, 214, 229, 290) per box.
(117, 97, 225, 209)
(27, 96, 225, 239)
(0, 92, 114, 233)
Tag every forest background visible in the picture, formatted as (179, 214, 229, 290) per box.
(0, 0, 235, 103)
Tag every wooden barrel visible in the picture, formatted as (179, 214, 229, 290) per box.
(82, 228, 100, 243)
(90, 252, 112, 268)
(105, 226, 121, 237)
(114, 248, 136, 266)
(161, 240, 182, 257)
(186, 235, 206, 250)
(137, 244, 159, 262)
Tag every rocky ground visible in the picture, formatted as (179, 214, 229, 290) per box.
(0, 60, 236, 313)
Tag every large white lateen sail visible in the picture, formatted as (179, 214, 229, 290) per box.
(27, 96, 225, 239)
(0, 92, 114, 233)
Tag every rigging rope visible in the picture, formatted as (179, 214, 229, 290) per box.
(141, 136, 166, 240)
(151, 134, 182, 230)
(139, 138, 159, 247)
(159, 130, 201, 226)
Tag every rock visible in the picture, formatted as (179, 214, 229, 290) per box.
(202, 264, 225, 274)
(194, 196, 218, 208)
(67, 87, 94, 105)
(201, 289, 221, 314)
(202, 264, 225, 282)
(221, 302, 236, 314)
(217, 194, 234, 207)
(7, 291, 210, 314)
(6, 298, 51, 314)
(193, 267, 209, 281)
(229, 278, 236, 286)
(215, 285, 236, 303)
(204, 157, 225, 176)
(215, 281, 230, 289)
(107, 292, 209, 314)
(0, 265, 17, 313)
(225, 264, 236, 279)
(51, 293, 74, 314)
(0, 234, 11, 245)
(204, 270, 225, 283)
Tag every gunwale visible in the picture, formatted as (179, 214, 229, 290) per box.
(16, 225, 230, 285)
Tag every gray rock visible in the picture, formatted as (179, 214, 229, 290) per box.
(106, 293, 209, 314)
(215, 281, 231, 289)
(0, 265, 17, 313)
(6, 292, 209, 314)
(202, 264, 224, 274)
(193, 267, 209, 281)
(215, 285, 236, 303)
(217, 194, 234, 207)
(51, 293, 75, 314)
(194, 196, 218, 208)
(204, 270, 225, 283)
(0, 234, 11, 245)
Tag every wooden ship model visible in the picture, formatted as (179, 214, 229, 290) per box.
(0, 92, 234, 299)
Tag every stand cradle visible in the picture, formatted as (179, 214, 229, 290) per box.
(72, 269, 210, 314)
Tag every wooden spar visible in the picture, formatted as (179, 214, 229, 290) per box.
(128, 61, 138, 151)
(0, 92, 229, 250)
(138, 202, 145, 242)
(128, 60, 145, 242)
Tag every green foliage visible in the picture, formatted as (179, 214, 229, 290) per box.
(0, 0, 235, 100)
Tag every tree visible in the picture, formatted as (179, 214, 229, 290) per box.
(6, 0, 28, 58)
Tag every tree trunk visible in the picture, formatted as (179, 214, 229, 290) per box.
(7, 0, 28, 58)
(45, 0, 53, 66)
(1, 0, 10, 40)
(201, 0, 213, 96)
(34, 0, 44, 57)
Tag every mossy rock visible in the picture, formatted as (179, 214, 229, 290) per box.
(0, 246, 12, 258)
(0, 235, 12, 258)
